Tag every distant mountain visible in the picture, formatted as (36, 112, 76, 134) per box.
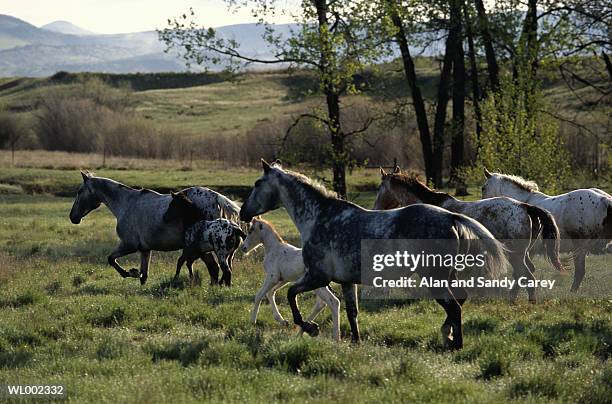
(0, 14, 302, 77)
(0, 14, 438, 77)
(41, 20, 95, 36)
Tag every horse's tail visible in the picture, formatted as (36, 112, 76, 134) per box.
(453, 214, 509, 280)
(524, 203, 563, 271)
(216, 192, 241, 223)
(604, 203, 612, 241)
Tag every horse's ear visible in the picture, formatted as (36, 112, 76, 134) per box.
(80, 170, 90, 182)
(272, 158, 282, 166)
(380, 167, 388, 178)
(484, 168, 492, 178)
(393, 165, 401, 174)
(261, 158, 271, 173)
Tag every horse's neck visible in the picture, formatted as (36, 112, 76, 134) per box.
(394, 185, 452, 207)
(93, 179, 135, 218)
(277, 177, 325, 240)
(260, 226, 284, 250)
(504, 185, 548, 204)
(440, 198, 466, 212)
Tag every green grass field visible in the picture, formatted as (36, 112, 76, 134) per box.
(0, 166, 610, 403)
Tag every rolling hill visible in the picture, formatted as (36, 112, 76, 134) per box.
(0, 14, 300, 77)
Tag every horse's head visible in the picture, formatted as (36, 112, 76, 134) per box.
(240, 159, 282, 222)
(374, 167, 401, 210)
(70, 171, 101, 224)
(240, 217, 264, 254)
(374, 166, 424, 209)
(481, 168, 499, 198)
(163, 191, 199, 223)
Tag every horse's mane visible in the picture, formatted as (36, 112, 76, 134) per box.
(253, 217, 285, 243)
(89, 174, 140, 192)
(275, 165, 338, 199)
(388, 172, 452, 205)
(493, 172, 540, 192)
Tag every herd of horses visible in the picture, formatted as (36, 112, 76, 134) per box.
(69, 161, 612, 350)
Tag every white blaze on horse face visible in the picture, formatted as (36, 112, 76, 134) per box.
(240, 223, 263, 254)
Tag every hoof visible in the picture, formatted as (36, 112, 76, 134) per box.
(281, 319, 290, 327)
(301, 322, 319, 337)
(128, 268, 140, 278)
(140, 275, 148, 285)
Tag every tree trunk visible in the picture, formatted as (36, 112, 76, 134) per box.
(315, 0, 347, 198)
(474, 0, 499, 91)
(327, 92, 347, 198)
(432, 30, 456, 188)
(522, 0, 539, 77)
(450, 0, 467, 195)
(602, 52, 612, 81)
(464, 1, 482, 156)
(388, 0, 435, 183)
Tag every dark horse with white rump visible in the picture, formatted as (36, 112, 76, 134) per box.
(240, 160, 508, 349)
(69, 171, 240, 285)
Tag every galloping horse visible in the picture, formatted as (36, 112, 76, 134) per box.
(69, 171, 240, 285)
(240, 160, 508, 349)
(374, 168, 563, 302)
(482, 169, 612, 291)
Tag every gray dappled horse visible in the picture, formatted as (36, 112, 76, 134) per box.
(240, 160, 509, 350)
(69, 171, 240, 285)
(374, 168, 563, 302)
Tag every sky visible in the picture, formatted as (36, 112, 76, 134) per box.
(0, 0, 298, 33)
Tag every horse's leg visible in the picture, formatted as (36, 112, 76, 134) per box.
(448, 285, 466, 349)
(201, 252, 220, 285)
(107, 242, 137, 278)
(173, 254, 186, 283)
(435, 296, 462, 350)
(571, 252, 587, 292)
(309, 286, 341, 342)
(524, 253, 538, 303)
(138, 250, 152, 285)
(267, 281, 289, 325)
(251, 276, 278, 324)
(509, 253, 536, 302)
(305, 293, 327, 322)
(218, 254, 232, 287)
(287, 271, 328, 337)
(341, 283, 360, 343)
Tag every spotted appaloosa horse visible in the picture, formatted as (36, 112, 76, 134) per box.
(374, 168, 563, 302)
(163, 191, 245, 286)
(241, 217, 341, 340)
(240, 160, 508, 349)
(482, 169, 612, 291)
(69, 171, 240, 285)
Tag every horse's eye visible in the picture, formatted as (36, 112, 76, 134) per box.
(254, 180, 262, 187)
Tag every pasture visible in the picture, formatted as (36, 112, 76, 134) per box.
(0, 163, 611, 403)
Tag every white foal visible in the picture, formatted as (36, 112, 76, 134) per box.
(241, 218, 340, 341)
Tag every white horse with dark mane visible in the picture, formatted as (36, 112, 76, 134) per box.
(240, 217, 340, 340)
(240, 160, 509, 349)
(69, 171, 241, 285)
(482, 169, 612, 291)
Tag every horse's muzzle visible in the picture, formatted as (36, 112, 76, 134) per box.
(69, 214, 81, 224)
(239, 209, 253, 223)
